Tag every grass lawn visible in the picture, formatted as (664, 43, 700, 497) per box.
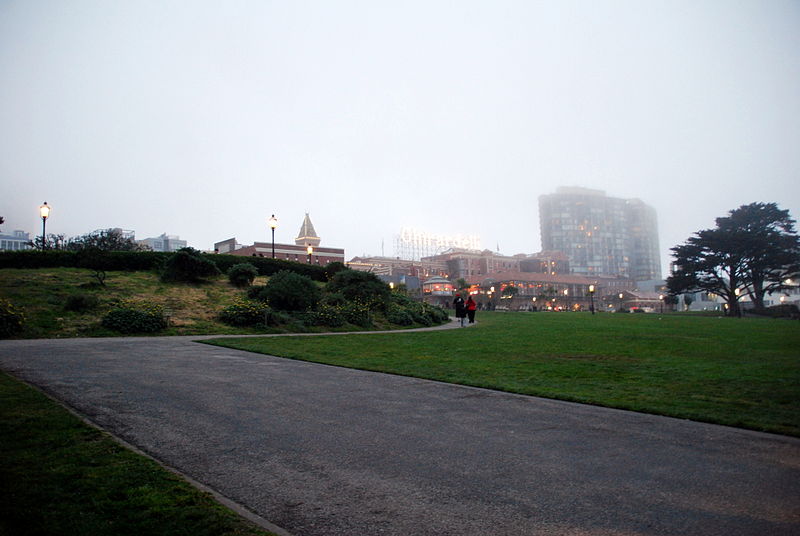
(206, 311, 800, 437)
(0, 372, 276, 536)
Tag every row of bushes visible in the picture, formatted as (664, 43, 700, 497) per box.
(217, 269, 449, 330)
(0, 249, 330, 281)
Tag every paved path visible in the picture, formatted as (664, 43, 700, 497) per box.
(1, 332, 799, 536)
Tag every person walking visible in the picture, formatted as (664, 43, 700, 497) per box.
(466, 295, 477, 324)
(453, 294, 467, 327)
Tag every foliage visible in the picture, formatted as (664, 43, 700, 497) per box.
(338, 300, 373, 327)
(0, 299, 25, 338)
(324, 261, 347, 280)
(65, 228, 150, 252)
(101, 302, 167, 334)
(303, 304, 346, 327)
(227, 263, 258, 288)
(218, 298, 269, 327)
(386, 304, 414, 326)
(160, 248, 221, 283)
(326, 269, 390, 307)
(502, 286, 519, 298)
(260, 270, 321, 312)
(64, 293, 100, 312)
(668, 202, 800, 315)
(210, 254, 328, 282)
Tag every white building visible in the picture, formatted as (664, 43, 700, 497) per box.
(139, 233, 187, 252)
(0, 230, 32, 251)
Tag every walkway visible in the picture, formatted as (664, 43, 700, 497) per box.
(1, 328, 798, 535)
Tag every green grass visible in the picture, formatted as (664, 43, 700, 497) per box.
(0, 371, 276, 536)
(206, 312, 800, 436)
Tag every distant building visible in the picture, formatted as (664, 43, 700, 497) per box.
(394, 228, 481, 261)
(138, 233, 187, 252)
(0, 230, 31, 251)
(539, 187, 661, 280)
(214, 213, 344, 265)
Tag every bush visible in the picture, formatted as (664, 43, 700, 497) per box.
(326, 269, 390, 308)
(305, 304, 346, 327)
(324, 261, 347, 280)
(261, 270, 321, 312)
(161, 248, 221, 283)
(340, 301, 373, 327)
(64, 293, 99, 312)
(227, 263, 259, 288)
(0, 300, 25, 338)
(218, 299, 270, 327)
(386, 305, 414, 326)
(102, 304, 167, 334)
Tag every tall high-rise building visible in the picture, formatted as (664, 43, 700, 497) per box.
(538, 187, 661, 280)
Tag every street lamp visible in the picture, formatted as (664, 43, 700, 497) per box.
(268, 214, 278, 259)
(588, 284, 595, 314)
(307, 245, 313, 264)
(659, 294, 664, 314)
(39, 202, 51, 249)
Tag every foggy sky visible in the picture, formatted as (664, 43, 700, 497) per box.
(2, 0, 799, 277)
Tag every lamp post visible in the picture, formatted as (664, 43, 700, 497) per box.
(307, 245, 313, 264)
(588, 284, 595, 314)
(659, 294, 664, 314)
(39, 202, 51, 249)
(268, 214, 278, 259)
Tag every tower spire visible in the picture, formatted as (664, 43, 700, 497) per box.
(295, 213, 321, 247)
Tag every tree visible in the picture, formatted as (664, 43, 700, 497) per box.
(683, 294, 694, 311)
(30, 234, 67, 250)
(161, 248, 221, 283)
(668, 202, 800, 315)
(261, 270, 321, 312)
(326, 269, 390, 306)
(502, 285, 519, 299)
(720, 203, 800, 309)
(65, 228, 150, 252)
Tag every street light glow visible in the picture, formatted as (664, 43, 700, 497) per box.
(268, 214, 278, 230)
(39, 202, 51, 219)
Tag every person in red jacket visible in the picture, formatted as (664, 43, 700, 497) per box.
(466, 295, 477, 324)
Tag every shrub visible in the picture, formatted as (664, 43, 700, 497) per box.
(218, 299, 270, 327)
(340, 301, 373, 327)
(0, 300, 25, 338)
(326, 269, 390, 307)
(161, 248, 221, 283)
(324, 261, 347, 280)
(307, 304, 346, 327)
(386, 305, 414, 326)
(64, 293, 100, 312)
(227, 263, 259, 288)
(261, 270, 321, 312)
(101, 303, 167, 334)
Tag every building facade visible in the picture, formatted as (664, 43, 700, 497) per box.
(138, 233, 187, 252)
(539, 187, 661, 280)
(0, 230, 31, 251)
(214, 213, 344, 265)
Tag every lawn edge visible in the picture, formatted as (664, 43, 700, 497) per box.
(1, 371, 295, 536)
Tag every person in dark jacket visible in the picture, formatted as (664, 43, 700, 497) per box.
(453, 294, 466, 327)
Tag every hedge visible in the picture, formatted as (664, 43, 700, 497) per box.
(0, 250, 329, 281)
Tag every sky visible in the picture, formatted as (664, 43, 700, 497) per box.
(1, 0, 799, 277)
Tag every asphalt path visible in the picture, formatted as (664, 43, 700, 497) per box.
(1, 330, 799, 536)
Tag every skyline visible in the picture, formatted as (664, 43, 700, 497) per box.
(2, 1, 799, 278)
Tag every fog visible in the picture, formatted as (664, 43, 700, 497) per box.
(2, 1, 799, 276)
